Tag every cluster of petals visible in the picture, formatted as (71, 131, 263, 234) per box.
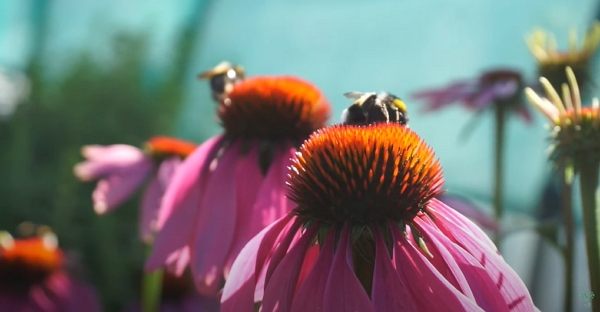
(145, 75, 331, 295)
(73, 137, 194, 241)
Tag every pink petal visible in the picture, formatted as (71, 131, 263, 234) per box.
(166, 246, 190, 276)
(145, 136, 223, 272)
(438, 195, 500, 233)
(290, 228, 335, 312)
(139, 176, 163, 242)
(74, 145, 149, 181)
(293, 244, 320, 295)
(428, 199, 498, 253)
(156, 135, 224, 228)
(221, 215, 294, 312)
(91, 159, 152, 214)
(371, 227, 417, 312)
(139, 157, 183, 242)
(426, 205, 536, 311)
(190, 142, 241, 295)
(261, 225, 318, 312)
(222, 145, 265, 278)
(323, 223, 375, 312)
(225, 146, 296, 277)
(416, 219, 509, 312)
(391, 224, 483, 312)
(264, 219, 304, 288)
(517, 105, 533, 124)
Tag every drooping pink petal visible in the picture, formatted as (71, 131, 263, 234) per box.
(224, 146, 296, 278)
(438, 195, 500, 236)
(426, 205, 536, 311)
(261, 225, 318, 312)
(293, 243, 320, 295)
(412, 81, 477, 112)
(74, 145, 149, 181)
(145, 136, 223, 273)
(92, 159, 152, 214)
(156, 135, 224, 228)
(416, 219, 509, 312)
(221, 215, 294, 312)
(428, 199, 498, 253)
(264, 219, 304, 288)
(190, 143, 241, 295)
(139, 157, 183, 242)
(517, 105, 533, 124)
(290, 227, 336, 312)
(322, 223, 375, 312)
(222, 145, 265, 278)
(391, 224, 483, 312)
(371, 227, 417, 312)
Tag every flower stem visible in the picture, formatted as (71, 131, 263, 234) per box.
(578, 159, 600, 312)
(142, 246, 163, 312)
(493, 104, 506, 247)
(560, 163, 575, 312)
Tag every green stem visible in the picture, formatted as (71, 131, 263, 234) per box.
(578, 159, 600, 312)
(142, 246, 163, 312)
(492, 104, 506, 247)
(561, 164, 575, 312)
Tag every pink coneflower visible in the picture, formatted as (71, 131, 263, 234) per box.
(74, 137, 196, 242)
(221, 123, 536, 311)
(0, 231, 101, 312)
(412, 69, 532, 123)
(145, 76, 331, 296)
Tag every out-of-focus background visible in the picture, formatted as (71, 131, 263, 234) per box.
(0, 0, 598, 311)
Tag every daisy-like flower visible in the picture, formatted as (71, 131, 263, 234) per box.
(74, 136, 196, 242)
(526, 22, 600, 93)
(412, 69, 532, 124)
(525, 66, 600, 306)
(221, 123, 536, 312)
(0, 230, 101, 312)
(145, 75, 331, 295)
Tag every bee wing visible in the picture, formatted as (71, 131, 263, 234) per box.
(343, 91, 366, 99)
(197, 61, 233, 79)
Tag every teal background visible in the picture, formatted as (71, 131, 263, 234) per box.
(1, 1, 599, 311)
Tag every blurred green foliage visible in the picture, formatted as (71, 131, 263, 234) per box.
(0, 32, 190, 312)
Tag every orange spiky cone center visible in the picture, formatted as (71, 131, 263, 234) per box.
(0, 238, 64, 293)
(145, 136, 197, 159)
(218, 76, 331, 145)
(288, 123, 444, 225)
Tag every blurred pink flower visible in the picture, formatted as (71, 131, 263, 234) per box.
(412, 69, 532, 123)
(0, 232, 101, 312)
(145, 76, 331, 296)
(74, 137, 196, 242)
(221, 124, 536, 311)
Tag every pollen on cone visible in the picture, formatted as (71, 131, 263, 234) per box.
(146, 137, 197, 158)
(218, 76, 331, 143)
(288, 123, 444, 224)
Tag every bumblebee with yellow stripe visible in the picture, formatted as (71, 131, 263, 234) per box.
(341, 91, 408, 126)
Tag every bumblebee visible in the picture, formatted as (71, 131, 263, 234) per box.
(198, 61, 246, 102)
(341, 91, 408, 126)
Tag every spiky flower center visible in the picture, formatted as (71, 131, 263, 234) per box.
(288, 123, 444, 225)
(145, 136, 197, 159)
(218, 76, 330, 145)
(0, 236, 63, 293)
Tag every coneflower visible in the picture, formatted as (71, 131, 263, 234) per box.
(526, 22, 600, 94)
(525, 66, 600, 312)
(74, 136, 196, 243)
(0, 230, 100, 312)
(145, 75, 331, 296)
(221, 123, 536, 312)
